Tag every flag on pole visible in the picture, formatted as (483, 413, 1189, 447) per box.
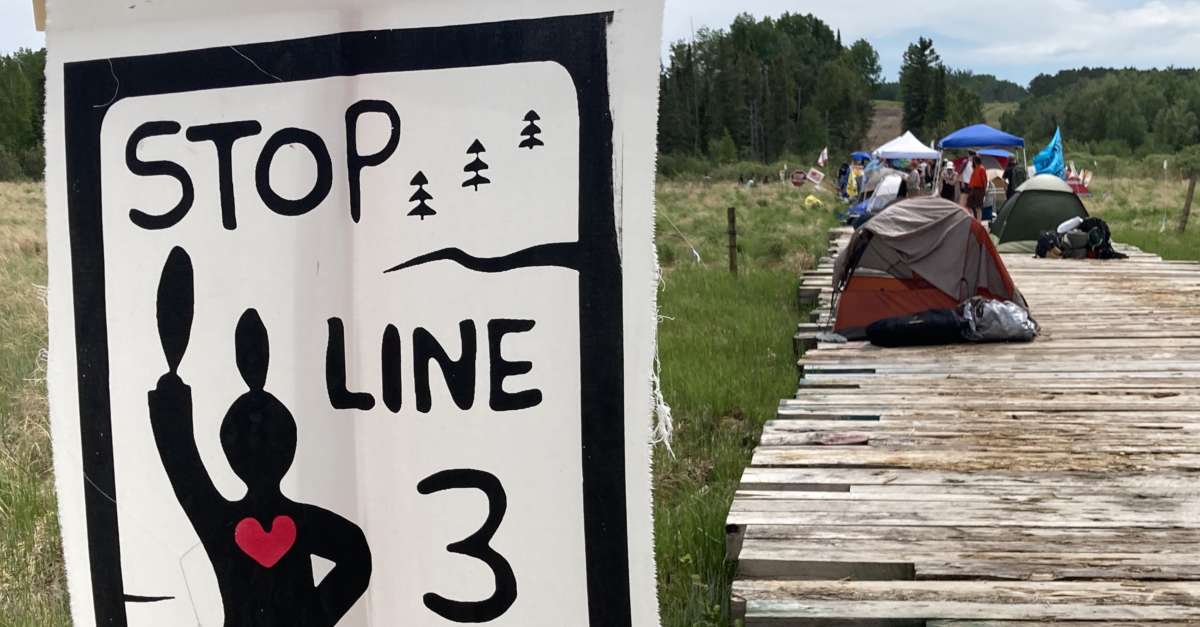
(817, 146, 828, 168)
(1033, 127, 1065, 179)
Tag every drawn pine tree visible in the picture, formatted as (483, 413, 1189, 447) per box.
(462, 139, 491, 191)
(407, 171, 435, 220)
(519, 110, 544, 149)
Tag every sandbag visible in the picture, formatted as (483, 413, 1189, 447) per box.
(960, 296, 1038, 342)
(866, 309, 967, 347)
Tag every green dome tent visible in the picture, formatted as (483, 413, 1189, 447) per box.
(991, 174, 1088, 253)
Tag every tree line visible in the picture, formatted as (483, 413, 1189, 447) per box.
(656, 13, 878, 171)
(878, 70, 1026, 103)
(1000, 67, 1200, 155)
(0, 48, 45, 181)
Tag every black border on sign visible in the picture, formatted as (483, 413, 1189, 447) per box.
(62, 13, 629, 626)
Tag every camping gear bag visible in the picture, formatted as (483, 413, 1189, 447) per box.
(866, 309, 967, 347)
(1059, 230, 1090, 258)
(1078, 217, 1128, 259)
(959, 297, 1038, 342)
(1035, 231, 1058, 258)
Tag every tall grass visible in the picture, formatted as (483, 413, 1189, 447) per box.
(0, 182, 68, 625)
(1086, 177, 1200, 261)
(653, 180, 838, 626)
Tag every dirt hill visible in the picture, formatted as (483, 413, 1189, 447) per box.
(866, 100, 903, 150)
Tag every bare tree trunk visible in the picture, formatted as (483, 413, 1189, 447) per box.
(1180, 175, 1197, 233)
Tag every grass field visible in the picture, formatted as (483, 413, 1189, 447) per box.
(1086, 177, 1200, 261)
(0, 182, 68, 625)
(984, 101, 1018, 127)
(0, 173, 1196, 626)
(653, 180, 838, 625)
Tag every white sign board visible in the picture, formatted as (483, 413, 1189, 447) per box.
(44, 2, 663, 625)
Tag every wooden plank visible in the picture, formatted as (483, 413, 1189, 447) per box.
(731, 231, 1200, 623)
(736, 541, 1200, 580)
(733, 580, 1200, 623)
(737, 467, 1198, 492)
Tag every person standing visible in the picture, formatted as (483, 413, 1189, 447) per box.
(966, 155, 988, 220)
(1002, 158, 1017, 198)
(940, 162, 957, 201)
(908, 163, 922, 195)
(837, 162, 850, 199)
(960, 154, 974, 202)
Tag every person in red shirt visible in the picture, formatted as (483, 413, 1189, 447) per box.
(966, 155, 988, 220)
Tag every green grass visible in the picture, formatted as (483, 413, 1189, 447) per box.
(653, 180, 838, 626)
(653, 267, 807, 625)
(0, 182, 68, 625)
(1086, 177, 1200, 261)
(983, 101, 1018, 127)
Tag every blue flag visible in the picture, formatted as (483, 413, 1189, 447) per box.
(1033, 127, 1065, 179)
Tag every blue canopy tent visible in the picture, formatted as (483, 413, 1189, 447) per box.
(850, 151, 871, 163)
(937, 124, 1025, 150)
(936, 124, 1029, 198)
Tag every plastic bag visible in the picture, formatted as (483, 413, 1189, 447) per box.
(1056, 216, 1084, 234)
(959, 297, 1039, 342)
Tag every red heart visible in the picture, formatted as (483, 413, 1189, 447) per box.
(235, 515, 297, 568)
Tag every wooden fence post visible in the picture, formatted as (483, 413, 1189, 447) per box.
(1179, 175, 1197, 233)
(727, 207, 737, 276)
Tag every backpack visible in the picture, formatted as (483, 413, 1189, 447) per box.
(1077, 217, 1128, 259)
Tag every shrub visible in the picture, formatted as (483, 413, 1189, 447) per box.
(18, 146, 44, 180)
(0, 145, 26, 181)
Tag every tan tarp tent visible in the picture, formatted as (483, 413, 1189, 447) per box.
(833, 197, 1026, 337)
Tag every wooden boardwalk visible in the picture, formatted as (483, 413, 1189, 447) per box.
(727, 227, 1200, 626)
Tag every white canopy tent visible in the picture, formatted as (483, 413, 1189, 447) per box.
(873, 131, 940, 160)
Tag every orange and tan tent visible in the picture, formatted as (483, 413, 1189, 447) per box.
(832, 197, 1025, 339)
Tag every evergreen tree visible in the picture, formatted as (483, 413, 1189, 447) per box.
(846, 39, 882, 91)
(899, 37, 940, 136)
(462, 139, 490, 190)
(707, 128, 738, 164)
(928, 64, 948, 132)
(0, 48, 46, 180)
(407, 171, 435, 220)
(944, 84, 984, 130)
(519, 110, 544, 149)
(654, 12, 863, 164)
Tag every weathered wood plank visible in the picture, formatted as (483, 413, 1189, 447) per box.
(730, 230, 1200, 623)
(733, 580, 1200, 623)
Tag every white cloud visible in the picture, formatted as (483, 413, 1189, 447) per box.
(662, 0, 1200, 84)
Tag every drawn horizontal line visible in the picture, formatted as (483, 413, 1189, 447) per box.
(383, 242, 579, 274)
(124, 594, 175, 603)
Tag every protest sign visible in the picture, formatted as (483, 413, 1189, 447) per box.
(44, 1, 663, 625)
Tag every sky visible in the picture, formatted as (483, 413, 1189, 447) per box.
(662, 0, 1200, 85)
(2, 0, 1198, 86)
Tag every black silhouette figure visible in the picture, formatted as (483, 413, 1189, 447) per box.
(462, 139, 491, 191)
(518, 110, 543, 149)
(148, 247, 371, 626)
(408, 171, 436, 220)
